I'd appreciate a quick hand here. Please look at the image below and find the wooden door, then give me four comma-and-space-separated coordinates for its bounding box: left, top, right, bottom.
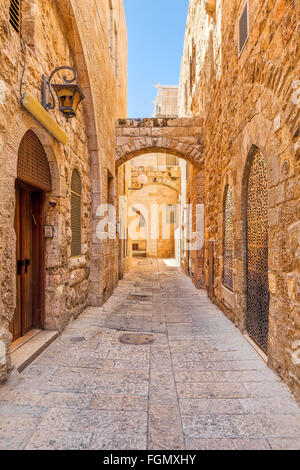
10, 183, 43, 341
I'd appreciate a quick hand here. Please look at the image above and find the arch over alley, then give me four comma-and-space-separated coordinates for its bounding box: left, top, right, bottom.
115, 117, 204, 167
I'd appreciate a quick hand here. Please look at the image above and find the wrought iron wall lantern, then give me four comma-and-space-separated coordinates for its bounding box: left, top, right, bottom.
42, 66, 85, 121
128, 174, 148, 191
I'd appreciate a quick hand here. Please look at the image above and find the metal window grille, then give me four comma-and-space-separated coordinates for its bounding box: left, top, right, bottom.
71, 169, 82, 257
10, 0, 21, 34
246, 149, 269, 353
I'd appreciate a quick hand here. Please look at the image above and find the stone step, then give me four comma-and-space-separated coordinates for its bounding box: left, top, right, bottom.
11, 330, 59, 373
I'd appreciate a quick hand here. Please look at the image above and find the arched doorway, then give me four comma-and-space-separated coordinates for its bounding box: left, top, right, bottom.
246, 148, 269, 353
10, 130, 52, 342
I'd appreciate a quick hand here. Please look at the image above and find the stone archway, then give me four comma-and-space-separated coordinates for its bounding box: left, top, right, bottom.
116, 117, 204, 168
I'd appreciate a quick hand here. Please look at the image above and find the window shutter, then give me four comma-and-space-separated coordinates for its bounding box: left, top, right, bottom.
71, 169, 82, 257
239, 1, 249, 55
9, 0, 21, 34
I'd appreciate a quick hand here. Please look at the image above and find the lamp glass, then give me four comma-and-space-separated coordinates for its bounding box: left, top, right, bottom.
52, 83, 84, 119
57, 88, 74, 108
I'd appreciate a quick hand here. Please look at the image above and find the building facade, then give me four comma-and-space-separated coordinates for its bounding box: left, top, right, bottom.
0, 0, 127, 382
153, 84, 179, 118
179, 0, 300, 398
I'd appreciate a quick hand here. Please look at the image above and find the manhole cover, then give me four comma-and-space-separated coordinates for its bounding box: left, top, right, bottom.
128, 294, 150, 301
70, 336, 86, 343
119, 334, 155, 345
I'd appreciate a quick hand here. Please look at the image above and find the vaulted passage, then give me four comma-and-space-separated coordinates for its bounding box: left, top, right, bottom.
1, 258, 299, 450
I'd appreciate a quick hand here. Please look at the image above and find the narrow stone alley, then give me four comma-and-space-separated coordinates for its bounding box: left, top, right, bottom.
0, 259, 299, 450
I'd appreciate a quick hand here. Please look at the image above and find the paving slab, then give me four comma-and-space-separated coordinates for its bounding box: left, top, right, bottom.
0, 258, 299, 450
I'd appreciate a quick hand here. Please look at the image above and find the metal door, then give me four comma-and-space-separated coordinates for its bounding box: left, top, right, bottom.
246, 149, 269, 353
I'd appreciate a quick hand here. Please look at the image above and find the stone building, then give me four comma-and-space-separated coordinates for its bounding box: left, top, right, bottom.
0, 0, 127, 382
178, 0, 300, 398
128, 153, 181, 259
153, 84, 179, 118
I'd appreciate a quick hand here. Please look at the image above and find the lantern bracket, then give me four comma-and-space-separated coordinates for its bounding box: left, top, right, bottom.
128, 184, 145, 191
42, 66, 78, 112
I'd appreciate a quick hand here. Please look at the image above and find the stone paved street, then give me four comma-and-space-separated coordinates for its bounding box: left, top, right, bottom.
0, 258, 299, 450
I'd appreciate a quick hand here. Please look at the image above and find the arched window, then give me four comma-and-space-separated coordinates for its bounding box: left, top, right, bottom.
246, 148, 269, 353
71, 169, 82, 257
223, 185, 233, 291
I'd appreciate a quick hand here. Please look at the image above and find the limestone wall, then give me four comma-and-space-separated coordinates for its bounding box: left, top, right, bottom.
59, 0, 128, 305
179, 0, 300, 398
0, 0, 127, 381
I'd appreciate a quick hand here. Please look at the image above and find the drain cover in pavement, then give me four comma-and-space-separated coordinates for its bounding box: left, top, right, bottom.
70, 336, 86, 343
128, 294, 150, 301
119, 334, 155, 345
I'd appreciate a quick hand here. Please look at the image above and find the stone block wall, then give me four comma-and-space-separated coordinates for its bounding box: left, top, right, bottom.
179, 0, 300, 398
115, 117, 204, 168
0, 0, 127, 382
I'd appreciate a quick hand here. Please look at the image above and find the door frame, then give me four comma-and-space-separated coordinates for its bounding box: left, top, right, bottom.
14, 180, 46, 336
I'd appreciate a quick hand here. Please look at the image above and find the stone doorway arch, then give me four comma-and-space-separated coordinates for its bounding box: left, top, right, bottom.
11, 129, 54, 341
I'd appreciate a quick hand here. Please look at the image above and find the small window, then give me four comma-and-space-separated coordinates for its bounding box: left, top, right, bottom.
10, 0, 21, 34
132, 243, 139, 251
71, 169, 82, 257
223, 186, 233, 291
114, 23, 119, 78
166, 155, 178, 166
167, 205, 176, 225
107, 170, 114, 205
239, 1, 249, 55
108, 0, 113, 58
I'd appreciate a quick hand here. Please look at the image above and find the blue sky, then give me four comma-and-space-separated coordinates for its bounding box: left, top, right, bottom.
124, 0, 189, 118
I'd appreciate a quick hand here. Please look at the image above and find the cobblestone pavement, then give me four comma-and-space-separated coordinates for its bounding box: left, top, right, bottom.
0, 258, 299, 450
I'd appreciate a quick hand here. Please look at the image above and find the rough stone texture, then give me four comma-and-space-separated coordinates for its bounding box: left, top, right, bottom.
115, 118, 204, 168
0, 258, 299, 450
178, 0, 300, 399
0, 0, 127, 381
